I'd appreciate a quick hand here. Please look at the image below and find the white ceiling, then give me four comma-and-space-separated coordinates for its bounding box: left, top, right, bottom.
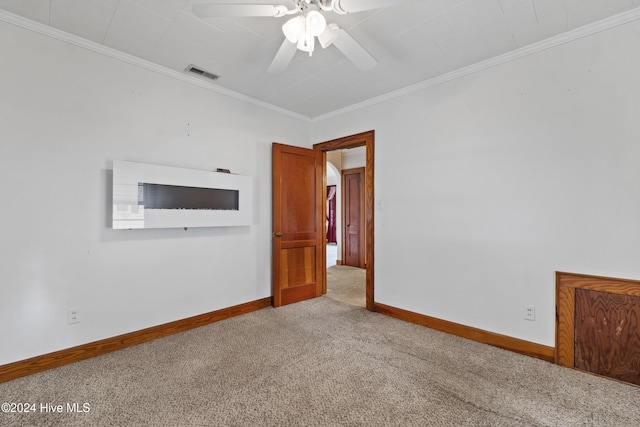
2, 0, 639, 118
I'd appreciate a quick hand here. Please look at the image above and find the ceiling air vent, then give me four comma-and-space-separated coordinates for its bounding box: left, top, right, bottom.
186, 65, 219, 81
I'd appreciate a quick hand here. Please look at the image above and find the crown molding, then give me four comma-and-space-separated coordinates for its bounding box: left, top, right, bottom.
3, 6, 640, 124
312, 7, 640, 123
0, 9, 311, 123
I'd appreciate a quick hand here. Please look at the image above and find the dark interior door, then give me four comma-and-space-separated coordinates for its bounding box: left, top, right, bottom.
342, 167, 365, 268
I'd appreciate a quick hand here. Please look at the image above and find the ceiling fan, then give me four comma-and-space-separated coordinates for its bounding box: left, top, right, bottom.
192, 0, 410, 74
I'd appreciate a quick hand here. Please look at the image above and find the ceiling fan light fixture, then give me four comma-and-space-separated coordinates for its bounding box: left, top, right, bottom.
305, 10, 326, 36
283, 10, 326, 56
282, 15, 305, 43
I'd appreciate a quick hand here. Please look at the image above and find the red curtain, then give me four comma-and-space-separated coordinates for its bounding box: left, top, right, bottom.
326, 185, 337, 243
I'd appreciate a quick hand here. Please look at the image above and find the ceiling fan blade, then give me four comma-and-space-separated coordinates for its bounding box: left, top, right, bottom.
333, 0, 415, 14
332, 28, 377, 71
192, 4, 288, 18
268, 39, 298, 74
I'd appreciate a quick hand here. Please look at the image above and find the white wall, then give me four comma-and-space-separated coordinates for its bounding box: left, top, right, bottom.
0, 19, 310, 365
312, 19, 640, 347
341, 147, 366, 170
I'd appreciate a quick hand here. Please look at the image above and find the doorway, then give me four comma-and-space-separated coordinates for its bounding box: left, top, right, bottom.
326, 162, 340, 268
313, 130, 374, 311
325, 152, 366, 307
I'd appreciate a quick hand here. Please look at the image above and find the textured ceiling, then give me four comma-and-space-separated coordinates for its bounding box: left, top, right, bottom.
2, 0, 639, 118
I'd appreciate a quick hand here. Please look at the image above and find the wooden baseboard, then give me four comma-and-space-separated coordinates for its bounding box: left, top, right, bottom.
0, 297, 272, 384
373, 303, 555, 362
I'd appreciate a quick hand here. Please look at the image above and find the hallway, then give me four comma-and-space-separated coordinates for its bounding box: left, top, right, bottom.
326, 243, 365, 307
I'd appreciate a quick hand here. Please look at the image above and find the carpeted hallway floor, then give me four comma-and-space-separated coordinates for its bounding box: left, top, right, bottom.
326, 264, 366, 307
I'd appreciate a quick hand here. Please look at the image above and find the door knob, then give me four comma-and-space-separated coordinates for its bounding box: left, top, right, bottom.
274, 232, 282, 237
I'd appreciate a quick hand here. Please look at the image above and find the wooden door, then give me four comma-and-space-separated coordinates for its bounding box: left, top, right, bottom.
342, 167, 365, 268
272, 143, 324, 307
574, 288, 640, 385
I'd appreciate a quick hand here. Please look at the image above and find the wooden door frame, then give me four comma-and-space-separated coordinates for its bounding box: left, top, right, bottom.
313, 130, 375, 311
341, 167, 366, 269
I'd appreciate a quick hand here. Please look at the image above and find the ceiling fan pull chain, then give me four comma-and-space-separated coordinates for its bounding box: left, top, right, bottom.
307, 33, 314, 56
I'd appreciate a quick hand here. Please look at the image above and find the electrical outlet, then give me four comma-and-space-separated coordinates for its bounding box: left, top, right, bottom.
67, 309, 80, 324
524, 305, 535, 321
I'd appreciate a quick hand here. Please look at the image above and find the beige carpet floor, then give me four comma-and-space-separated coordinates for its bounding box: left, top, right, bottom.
326, 265, 366, 307
1, 294, 639, 426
